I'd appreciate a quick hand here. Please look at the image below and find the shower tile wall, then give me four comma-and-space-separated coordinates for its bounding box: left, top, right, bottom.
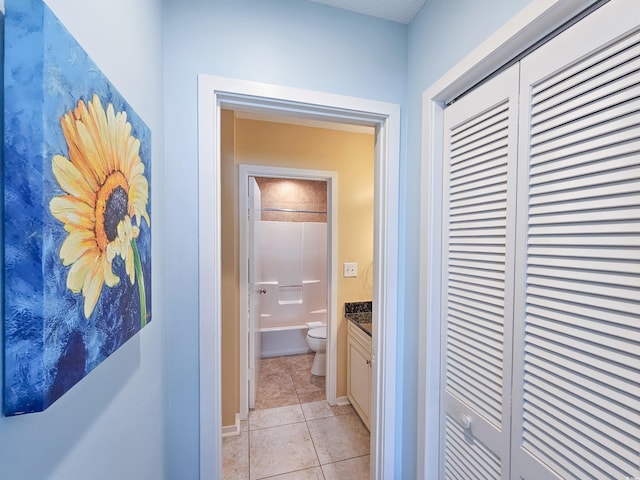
256, 177, 327, 222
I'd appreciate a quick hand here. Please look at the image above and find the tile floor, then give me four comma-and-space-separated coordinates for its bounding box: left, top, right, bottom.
222, 353, 371, 479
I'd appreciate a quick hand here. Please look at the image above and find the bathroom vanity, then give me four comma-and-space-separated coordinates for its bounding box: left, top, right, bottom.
346, 308, 372, 431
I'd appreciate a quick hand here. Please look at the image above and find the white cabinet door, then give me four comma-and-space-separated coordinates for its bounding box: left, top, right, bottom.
441, 64, 520, 480
512, 1, 640, 478
348, 327, 371, 429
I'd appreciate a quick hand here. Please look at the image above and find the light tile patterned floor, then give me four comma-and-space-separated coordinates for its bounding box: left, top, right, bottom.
222, 353, 370, 479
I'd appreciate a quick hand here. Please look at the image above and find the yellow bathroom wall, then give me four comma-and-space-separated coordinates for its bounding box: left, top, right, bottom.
221, 109, 239, 427
220, 111, 374, 427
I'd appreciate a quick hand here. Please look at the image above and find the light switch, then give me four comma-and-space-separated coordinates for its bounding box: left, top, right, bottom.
343, 262, 358, 278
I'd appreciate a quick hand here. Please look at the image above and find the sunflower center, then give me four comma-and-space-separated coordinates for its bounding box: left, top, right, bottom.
104, 186, 128, 242
95, 172, 129, 251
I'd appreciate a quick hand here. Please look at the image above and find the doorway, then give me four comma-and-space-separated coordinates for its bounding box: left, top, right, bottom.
238, 166, 338, 418
197, 75, 400, 479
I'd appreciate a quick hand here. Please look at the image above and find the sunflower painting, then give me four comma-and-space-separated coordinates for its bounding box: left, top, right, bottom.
3, 0, 152, 415
49, 94, 150, 323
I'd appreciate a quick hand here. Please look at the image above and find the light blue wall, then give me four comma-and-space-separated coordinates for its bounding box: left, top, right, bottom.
162, 0, 406, 477
0, 0, 545, 477
0, 0, 166, 478
403, 0, 531, 476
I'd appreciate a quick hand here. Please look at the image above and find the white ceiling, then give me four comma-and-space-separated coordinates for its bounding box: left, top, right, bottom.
310, 0, 427, 24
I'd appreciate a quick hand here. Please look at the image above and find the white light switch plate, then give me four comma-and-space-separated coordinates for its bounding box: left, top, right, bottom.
343, 262, 358, 278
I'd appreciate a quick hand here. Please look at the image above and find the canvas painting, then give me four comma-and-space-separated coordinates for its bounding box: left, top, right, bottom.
3, 0, 152, 415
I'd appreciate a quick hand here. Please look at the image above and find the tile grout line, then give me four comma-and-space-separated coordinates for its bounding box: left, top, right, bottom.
247, 353, 367, 479
303, 408, 326, 479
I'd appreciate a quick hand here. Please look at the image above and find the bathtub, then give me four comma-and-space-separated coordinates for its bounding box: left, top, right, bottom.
259, 310, 326, 358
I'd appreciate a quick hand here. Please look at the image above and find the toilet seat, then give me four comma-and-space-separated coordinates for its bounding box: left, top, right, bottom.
307, 326, 326, 339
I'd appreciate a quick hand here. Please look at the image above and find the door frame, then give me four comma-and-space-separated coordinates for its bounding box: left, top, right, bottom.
197, 75, 400, 479
418, 0, 604, 478
238, 165, 339, 419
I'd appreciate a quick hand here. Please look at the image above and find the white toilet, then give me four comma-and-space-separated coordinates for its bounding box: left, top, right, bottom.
305, 325, 327, 376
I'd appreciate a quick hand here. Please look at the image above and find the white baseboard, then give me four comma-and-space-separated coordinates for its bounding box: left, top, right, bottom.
335, 396, 351, 407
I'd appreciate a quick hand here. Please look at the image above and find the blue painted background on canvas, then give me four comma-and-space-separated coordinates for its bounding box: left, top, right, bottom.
4, 0, 152, 415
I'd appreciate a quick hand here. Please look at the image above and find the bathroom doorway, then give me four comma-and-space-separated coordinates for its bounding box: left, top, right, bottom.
197, 75, 400, 479
239, 167, 338, 418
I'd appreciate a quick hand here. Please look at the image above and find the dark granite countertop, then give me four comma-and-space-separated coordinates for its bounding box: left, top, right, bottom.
345, 301, 372, 337
346, 312, 372, 337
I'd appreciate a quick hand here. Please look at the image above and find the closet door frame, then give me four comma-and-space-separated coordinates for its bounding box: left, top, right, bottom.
418, 1, 604, 478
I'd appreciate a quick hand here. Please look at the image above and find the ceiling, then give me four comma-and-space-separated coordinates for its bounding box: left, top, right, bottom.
309, 0, 427, 24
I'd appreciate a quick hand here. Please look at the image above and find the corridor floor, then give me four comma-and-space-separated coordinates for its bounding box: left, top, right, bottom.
222, 353, 370, 479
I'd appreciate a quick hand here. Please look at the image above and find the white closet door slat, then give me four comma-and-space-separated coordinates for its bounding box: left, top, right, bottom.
531, 100, 640, 156
532, 28, 640, 99
523, 389, 639, 456
526, 294, 637, 331
529, 129, 640, 167
529, 139, 640, 174
450, 147, 509, 175
513, 2, 640, 478
444, 415, 502, 480
523, 363, 639, 434
531, 61, 640, 124
530, 89, 640, 142
442, 64, 519, 479
450, 117, 509, 154
529, 179, 640, 206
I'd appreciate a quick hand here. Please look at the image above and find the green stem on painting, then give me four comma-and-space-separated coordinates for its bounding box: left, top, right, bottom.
132, 238, 147, 328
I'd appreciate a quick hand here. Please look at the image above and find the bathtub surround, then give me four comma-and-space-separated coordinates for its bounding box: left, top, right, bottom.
256, 221, 327, 333
256, 220, 328, 360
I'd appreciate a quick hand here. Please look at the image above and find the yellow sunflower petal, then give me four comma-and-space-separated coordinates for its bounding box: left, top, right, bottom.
76, 120, 107, 186
66, 250, 98, 293
105, 102, 118, 173
52, 155, 96, 203
50, 196, 95, 230
106, 241, 118, 263
122, 137, 141, 179
88, 95, 116, 175
84, 104, 106, 167
113, 112, 131, 173
125, 243, 135, 284
129, 161, 145, 178
61, 113, 100, 191
83, 260, 105, 318
103, 258, 120, 288
128, 176, 150, 226
59, 230, 98, 266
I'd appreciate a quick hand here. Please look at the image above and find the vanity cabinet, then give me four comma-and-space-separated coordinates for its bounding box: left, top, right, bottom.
347, 320, 371, 430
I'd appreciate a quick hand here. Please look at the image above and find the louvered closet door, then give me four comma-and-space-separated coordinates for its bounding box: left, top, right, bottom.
441, 64, 520, 480
512, 0, 640, 478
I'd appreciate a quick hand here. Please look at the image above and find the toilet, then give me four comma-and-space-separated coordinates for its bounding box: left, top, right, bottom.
305, 325, 327, 376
